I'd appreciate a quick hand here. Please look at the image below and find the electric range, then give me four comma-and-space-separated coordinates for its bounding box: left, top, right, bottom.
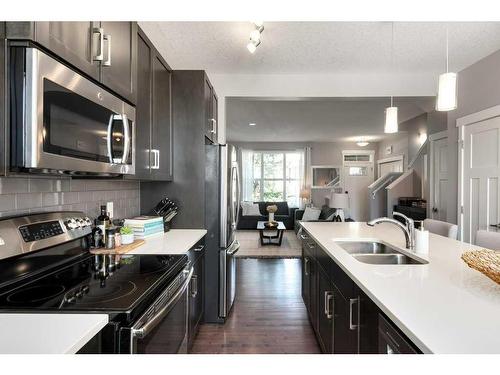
0, 212, 190, 353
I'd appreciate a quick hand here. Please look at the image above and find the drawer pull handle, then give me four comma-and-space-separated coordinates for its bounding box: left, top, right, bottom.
349, 298, 359, 330
194, 245, 204, 252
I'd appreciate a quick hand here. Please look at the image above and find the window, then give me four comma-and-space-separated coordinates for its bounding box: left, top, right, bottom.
348, 166, 368, 176
250, 151, 302, 207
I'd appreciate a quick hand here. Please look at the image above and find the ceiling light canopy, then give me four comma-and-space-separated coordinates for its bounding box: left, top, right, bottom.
436, 26, 457, 112
249, 122, 256, 126
356, 140, 369, 147
246, 22, 264, 53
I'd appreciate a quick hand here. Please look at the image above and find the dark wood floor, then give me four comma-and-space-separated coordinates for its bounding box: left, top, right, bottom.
191, 258, 321, 354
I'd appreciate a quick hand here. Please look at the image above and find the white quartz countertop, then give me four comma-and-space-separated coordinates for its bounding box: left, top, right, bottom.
300, 221, 500, 354
0, 313, 108, 354
128, 229, 207, 255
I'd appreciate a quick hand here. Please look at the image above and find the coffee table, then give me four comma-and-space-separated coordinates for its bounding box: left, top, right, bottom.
257, 221, 286, 246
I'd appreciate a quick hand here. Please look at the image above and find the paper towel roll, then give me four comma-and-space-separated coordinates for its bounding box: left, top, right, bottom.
415, 229, 429, 255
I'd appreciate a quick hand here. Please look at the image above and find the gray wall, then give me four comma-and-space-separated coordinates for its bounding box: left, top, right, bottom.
446, 49, 500, 224
0, 177, 140, 219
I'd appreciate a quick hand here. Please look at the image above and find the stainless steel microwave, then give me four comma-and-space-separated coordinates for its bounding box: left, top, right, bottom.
9, 47, 135, 175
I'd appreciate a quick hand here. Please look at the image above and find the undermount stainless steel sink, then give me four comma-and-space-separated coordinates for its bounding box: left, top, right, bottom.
335, 241, 428, 265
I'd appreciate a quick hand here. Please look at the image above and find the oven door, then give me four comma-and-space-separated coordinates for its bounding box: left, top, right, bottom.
14, 47, 135, 175
119, 266, 193, 354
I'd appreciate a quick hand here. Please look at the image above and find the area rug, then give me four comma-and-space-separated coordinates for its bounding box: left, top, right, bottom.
234, 230, 302, 258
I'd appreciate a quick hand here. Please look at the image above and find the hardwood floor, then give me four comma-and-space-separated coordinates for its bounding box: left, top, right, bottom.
191, 258, 321, 354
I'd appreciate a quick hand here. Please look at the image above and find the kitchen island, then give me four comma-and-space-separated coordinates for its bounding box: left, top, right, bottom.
0, 314, 108, 354
300, 221, 500, 354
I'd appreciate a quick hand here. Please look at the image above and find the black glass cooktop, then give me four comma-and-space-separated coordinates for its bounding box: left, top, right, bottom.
0, 253, 187, 319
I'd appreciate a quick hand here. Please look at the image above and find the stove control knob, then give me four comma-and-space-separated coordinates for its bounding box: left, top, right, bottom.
81, 285, 90, 294
75, 218, 85, 228
65, 219, 78, 230
66, 296, 77, 304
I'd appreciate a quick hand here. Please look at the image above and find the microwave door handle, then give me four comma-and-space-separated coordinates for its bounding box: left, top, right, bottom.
107, 114, 115, 163
131, 267, 193, 339
121, 114, 130, 164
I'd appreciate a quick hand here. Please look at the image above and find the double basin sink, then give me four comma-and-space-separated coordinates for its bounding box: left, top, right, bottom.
335, 241, 428, 265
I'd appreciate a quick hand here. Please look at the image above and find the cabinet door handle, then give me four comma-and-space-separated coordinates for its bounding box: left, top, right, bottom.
304, 257, 309, 276
150, 149, 159, 169
93, 27, 104, 61
194, 245, 204, 252
307, 242, 315, 249
326, 292, 334, 319
349, 298, 359, 330
191, 275, 198, 298
300, 234, 309, 240
324, 291, 329, 316
210, 118, 217, 133
103, 34, 112, 66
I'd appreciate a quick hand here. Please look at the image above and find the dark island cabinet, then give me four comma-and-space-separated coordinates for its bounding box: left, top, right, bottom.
300, 228, 419, 354
187, 239, 205, 351
131, 27, 172, 181
6, 21, 137, 104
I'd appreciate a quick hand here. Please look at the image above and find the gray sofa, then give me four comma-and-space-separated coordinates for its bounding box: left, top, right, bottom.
294, 205, 354, 233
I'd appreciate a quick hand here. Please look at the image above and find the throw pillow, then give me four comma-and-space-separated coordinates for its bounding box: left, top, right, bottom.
302, 207, 321, 221
242, 202, 261, 216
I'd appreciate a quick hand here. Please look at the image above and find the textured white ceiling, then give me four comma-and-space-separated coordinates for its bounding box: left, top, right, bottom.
140, 22, 500, 74
226, 97, 435, 142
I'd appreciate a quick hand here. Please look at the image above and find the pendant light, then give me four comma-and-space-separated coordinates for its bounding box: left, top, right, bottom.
436, 25, 457, 111
384, 22, 398, 134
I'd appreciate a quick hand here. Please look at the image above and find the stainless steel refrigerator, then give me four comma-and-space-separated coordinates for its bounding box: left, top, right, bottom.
218, 144, 240, 319
204, 143, 241, 323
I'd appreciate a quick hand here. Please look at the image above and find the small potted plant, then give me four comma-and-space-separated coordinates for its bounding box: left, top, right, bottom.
120, 226, 134, 245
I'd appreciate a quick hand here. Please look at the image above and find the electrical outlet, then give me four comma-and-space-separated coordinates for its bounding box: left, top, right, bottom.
106, 202, 114, 220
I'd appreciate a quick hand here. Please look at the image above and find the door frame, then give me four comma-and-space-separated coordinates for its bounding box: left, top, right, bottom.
376, 155, 404, 178
429, 130, 448, 221
456, 104, 500, 241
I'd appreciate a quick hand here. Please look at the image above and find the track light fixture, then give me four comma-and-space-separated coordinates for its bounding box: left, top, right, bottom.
246, 22, 264, 53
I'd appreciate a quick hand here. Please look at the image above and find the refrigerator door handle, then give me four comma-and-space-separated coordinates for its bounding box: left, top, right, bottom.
229, 165, 236, 228
227, 240, 240, 255
234, 163, 241, 228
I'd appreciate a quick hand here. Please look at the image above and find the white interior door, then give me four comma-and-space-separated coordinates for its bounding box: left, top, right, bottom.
343, 165, 375, 221
430, 136, 448, 221
462, 116, 500, 243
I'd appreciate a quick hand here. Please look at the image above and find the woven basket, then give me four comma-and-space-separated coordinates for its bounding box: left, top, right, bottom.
461, 249, 500, 284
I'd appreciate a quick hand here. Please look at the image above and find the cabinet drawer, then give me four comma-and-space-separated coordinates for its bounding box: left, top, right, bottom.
330, 256, 356, 299
187, 238, 205, 264
378, 314, 419, 354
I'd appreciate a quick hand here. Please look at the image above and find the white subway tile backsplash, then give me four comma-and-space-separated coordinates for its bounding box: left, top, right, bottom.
16, 193, 43, 210
61, 191, 79, 205
0, 178, 29, 194
0, 177, 140, 220
0, 194, 16, 211
29, 179, 53, 193
42, 192, 60, 206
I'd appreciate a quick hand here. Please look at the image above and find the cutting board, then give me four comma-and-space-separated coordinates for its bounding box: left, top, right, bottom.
89, 240, 145, 255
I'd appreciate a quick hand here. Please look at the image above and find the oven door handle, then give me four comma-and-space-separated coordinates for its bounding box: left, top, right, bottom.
131, 267, 193, 340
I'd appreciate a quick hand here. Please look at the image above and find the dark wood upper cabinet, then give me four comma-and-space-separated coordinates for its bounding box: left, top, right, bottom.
204, 77, 218, 144
151, 54, 173, 181
134, 31, 153, 180
7, 21, 137, 104
131, 27, 172, 182
99, 22, 137, 104
35, 22, 100, 80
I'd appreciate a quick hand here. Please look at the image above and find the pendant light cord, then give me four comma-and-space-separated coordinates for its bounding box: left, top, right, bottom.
390, 22, 394, 107
446, 25, 449, 73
